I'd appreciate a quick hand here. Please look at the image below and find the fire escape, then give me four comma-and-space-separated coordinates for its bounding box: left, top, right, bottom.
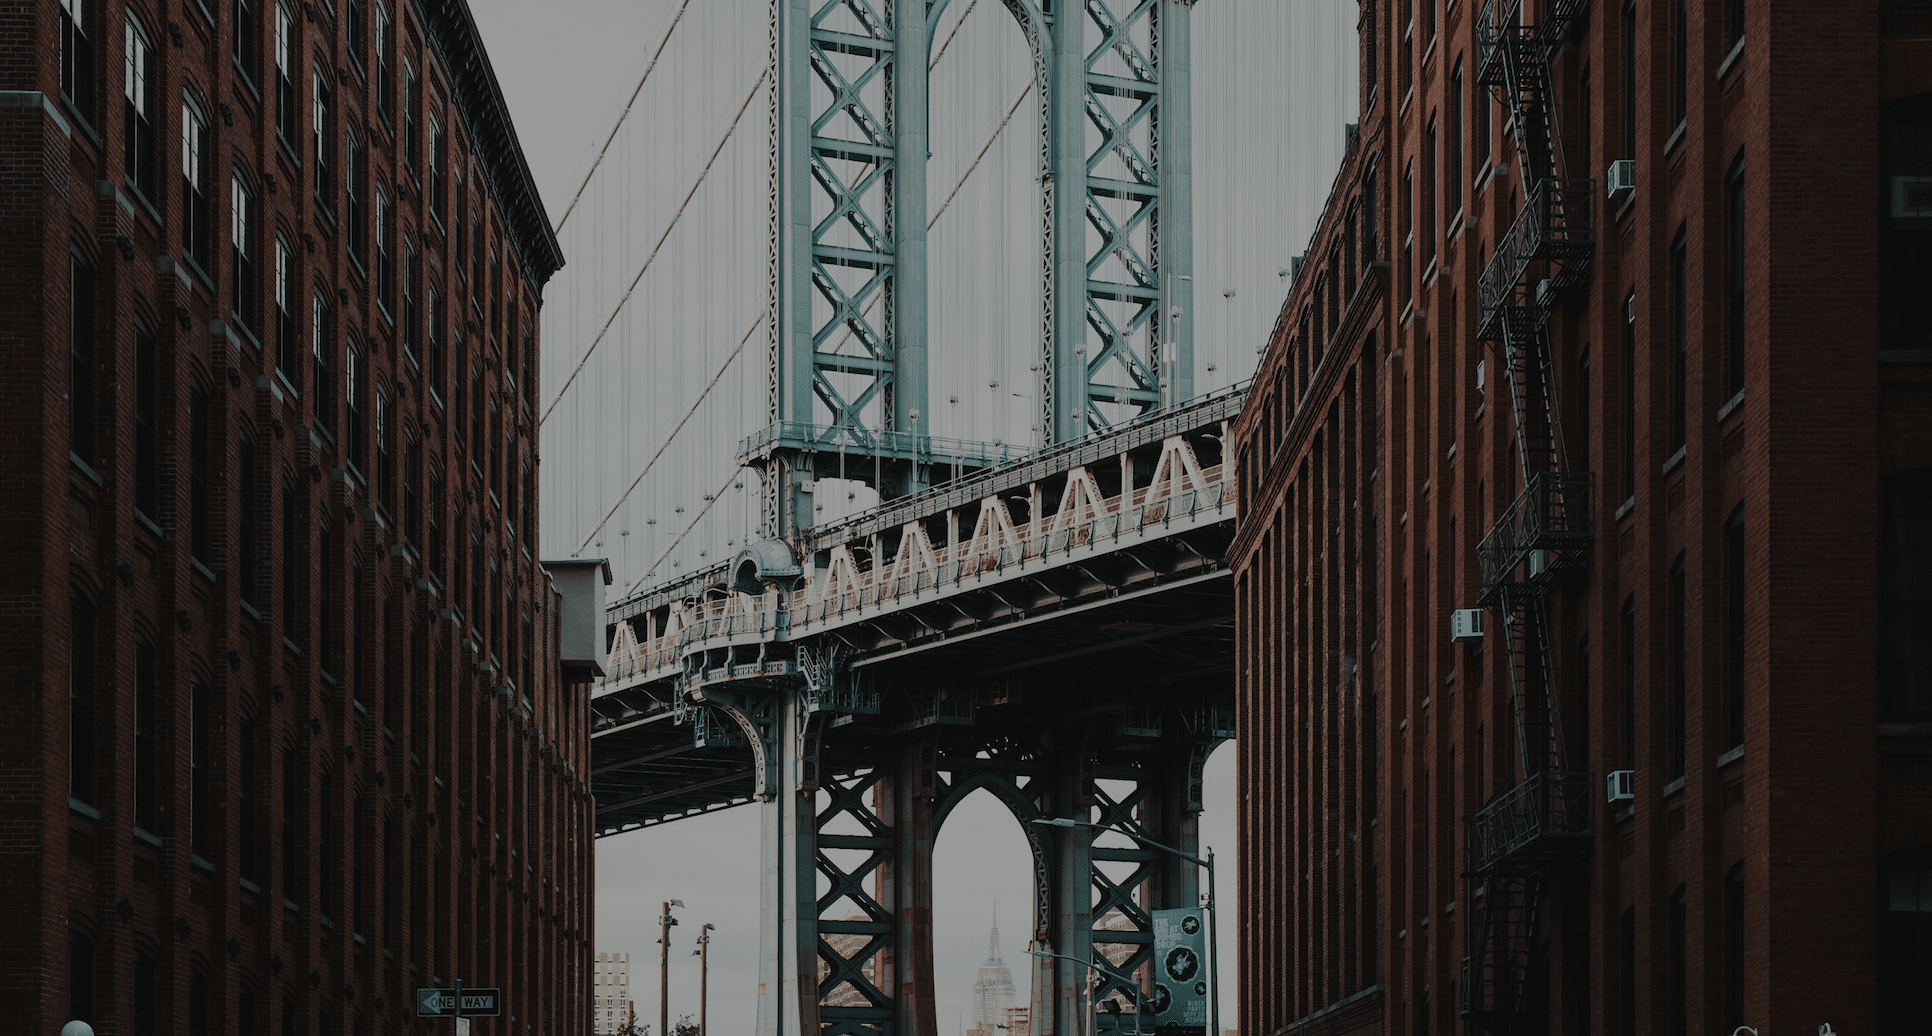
1462, 1, 1595, 1033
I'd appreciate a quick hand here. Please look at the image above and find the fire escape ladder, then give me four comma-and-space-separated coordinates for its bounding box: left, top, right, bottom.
1465, 4, 1596, 1034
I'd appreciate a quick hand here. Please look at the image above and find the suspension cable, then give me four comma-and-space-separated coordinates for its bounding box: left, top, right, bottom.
575, 305, 767, 554
541, 64, 771, 427
626, 466, 747, 596
552, 0, 694, 234
929, 0, 979, 70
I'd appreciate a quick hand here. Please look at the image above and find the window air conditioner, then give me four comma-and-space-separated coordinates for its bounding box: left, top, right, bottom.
1606, 159, 1636, 204
1606, 769, 1636, 804
1527, 549, 1553, 579
1450, 608, 1485, 643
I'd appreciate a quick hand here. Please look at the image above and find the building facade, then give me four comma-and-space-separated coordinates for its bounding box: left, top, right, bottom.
594, 952, 634, 1035
965, 920, 1016, 1036
0, 0, 594, 1033
1232, 1, 1932, 1034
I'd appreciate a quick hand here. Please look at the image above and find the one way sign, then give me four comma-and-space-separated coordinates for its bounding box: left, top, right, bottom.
417, 988, 503, 1017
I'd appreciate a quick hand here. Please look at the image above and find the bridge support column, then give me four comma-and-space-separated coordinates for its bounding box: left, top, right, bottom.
878, 738, 940, 1036
754, 692, 823, 1036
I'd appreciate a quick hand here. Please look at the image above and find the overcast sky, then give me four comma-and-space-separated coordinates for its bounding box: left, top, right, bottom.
461, 1, 1358, 1031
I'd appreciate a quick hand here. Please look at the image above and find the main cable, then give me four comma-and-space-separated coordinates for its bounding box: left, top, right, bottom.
541, 64, 770, 427
552, 0, 694, 234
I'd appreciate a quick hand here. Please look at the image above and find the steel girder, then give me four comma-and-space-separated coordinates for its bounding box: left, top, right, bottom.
759, 0, 1198, 536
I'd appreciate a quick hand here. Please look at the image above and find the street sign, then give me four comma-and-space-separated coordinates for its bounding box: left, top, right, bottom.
417, 988, 503, 1018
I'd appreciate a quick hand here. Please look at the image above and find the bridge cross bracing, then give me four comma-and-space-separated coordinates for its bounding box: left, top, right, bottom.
536, 1, 1357, 1033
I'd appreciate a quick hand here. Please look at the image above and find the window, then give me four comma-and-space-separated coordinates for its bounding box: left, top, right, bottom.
232, 173, 258, 334
232, 1, 263, 86
1667, 553, 1687, 780
346, 0, 364, 69
455, 336, 468, 449
352, 793, 370, 936
239, 984, 259, 1036
403, 242, 420, 360
124, 15, 156, 200
1620, 293, 1636, 501
275, 4, 297, 146
374, 2, 392, 124
1882, 468, 1932, 720
470, 359, 484, 458
189, 972, 210, 1036
1723, 505, 1746, 748
133, 950, 157, 1036
314, 292, 334, 433
189, 382, 212, 563
1619, 596, 1636, 768
191, 679, 211, 858
346, 345, 365, 471
1725, 0, 1744, 50
275, 236, 298, 386
1621, 2, 1637, 160
404, 433, 421, 549
318, 769, 336, 921
1476, 79, 1491, 175
1669, 0, 1687, 129
60, 0, 97, 124
1447, 63, 1462, 214
281, 483, 302, 646
1668, 885, 1689, 1036
282, 742, 300, 898
375, 186, 393, 314
1880, 96, 1932, 352
133, 638, 157, 830
1401, 160, 1414, 304
376, 388, 393, 513
69, 591, 97, 806
428, 465, 444, 582
240, 712, 262, 882
427, 286, 444, 401
183, 98, 212, 271
428, 114, 446, 224
1882, 848, 1932, 1033
240, 434, 261, 607
1724, 862, 1746, 1029
1668, 232, 1687, 453
312, 68, 334, 210
347, 130, 366, 264
404, 63, 420, 175
1578, 70, 1593, 188
68, 930, 94, 1023
69, 253, 97, 468
1725, 161, 1746, 398
319, 523, 336, 678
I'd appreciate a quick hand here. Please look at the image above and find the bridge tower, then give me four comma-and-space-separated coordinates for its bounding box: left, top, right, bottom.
749, 0, 1199, 539
691, 6, 1218, 1034
1463, 1, 1597, 1031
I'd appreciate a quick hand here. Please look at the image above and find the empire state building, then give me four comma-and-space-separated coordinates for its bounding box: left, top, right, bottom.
966, 916, 1017, 1036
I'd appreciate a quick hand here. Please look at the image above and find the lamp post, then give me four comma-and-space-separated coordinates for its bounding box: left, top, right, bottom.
690, 923, 715, 1036
1031, 817, 1220, 1036
1027, 949, 1151, 1036
659, 899, 683, 1036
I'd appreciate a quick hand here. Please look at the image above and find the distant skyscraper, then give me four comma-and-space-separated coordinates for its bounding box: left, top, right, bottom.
595, 952, 636, 1035
967, 914, 1017, 1036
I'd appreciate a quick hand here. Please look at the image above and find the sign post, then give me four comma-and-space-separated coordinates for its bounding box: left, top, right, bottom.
417, 982, 503, 1025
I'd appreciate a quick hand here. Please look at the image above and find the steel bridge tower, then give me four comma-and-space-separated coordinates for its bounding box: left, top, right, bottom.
704, 2, 1215, 1035
1463, 1, 1597, 1031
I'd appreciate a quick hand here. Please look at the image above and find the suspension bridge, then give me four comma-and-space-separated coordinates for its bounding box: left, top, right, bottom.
526, 1, 1355, 1033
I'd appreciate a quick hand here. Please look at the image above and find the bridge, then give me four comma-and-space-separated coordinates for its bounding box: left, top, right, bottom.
548, 0, 1283, 1032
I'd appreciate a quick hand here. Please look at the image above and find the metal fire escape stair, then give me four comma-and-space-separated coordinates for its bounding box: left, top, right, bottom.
1463, 2, 1596, 1033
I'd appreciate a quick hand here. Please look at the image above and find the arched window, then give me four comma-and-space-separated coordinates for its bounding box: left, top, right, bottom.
1881, 95, 1932, 351
1882, 846, 1932, 1032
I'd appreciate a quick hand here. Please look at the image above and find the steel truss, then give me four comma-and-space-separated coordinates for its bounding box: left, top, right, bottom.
757, 0, 1199, 537
1463, 1, 1596, 1033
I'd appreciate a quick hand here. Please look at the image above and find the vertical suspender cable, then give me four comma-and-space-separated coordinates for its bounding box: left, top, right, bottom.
552, 0, 695, 234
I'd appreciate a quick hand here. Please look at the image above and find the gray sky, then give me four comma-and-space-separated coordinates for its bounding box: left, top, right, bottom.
462, 1, 1357, 1030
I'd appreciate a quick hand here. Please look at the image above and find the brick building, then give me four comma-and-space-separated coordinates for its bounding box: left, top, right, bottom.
0, 0, 598, 1033
1231, 2, 1932, 1035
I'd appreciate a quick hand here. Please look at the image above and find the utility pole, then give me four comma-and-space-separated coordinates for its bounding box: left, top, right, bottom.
659, 900, 683, 1036
691, 923, 715, 1035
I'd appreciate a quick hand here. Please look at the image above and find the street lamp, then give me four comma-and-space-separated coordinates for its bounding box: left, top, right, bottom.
659, 899, 683, 1036
690, 923, 716, 1036
1031, 817, 1221, 1036
1027, 949, 1151, 1036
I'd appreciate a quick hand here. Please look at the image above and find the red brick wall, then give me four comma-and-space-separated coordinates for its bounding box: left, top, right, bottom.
1232, 2, 1930, 1034
0, 2, 592, 1034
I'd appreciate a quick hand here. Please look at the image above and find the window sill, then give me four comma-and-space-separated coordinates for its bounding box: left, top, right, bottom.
192, 558, 219, 585
191, 853, 216, 873
282, 636, 304, 658
285, 898, 302, 914
135, 509, 165, 541
240, 877, 263, 895
1661, 775, 1686, 799
70, 452, 104, 487
240, 599, 265, 626
129, 185, 165, 234
69, 798, 101, 821
1663, 121, 1688, 159
1717, 36, 1746, 81
1616, 496, 1635, 522
133, 826, 163, 848
1398, 299, 1416, 326
1661, 444, 1687, 476
1715, 745, 1745, 769
181, 253, 215, 292
1880, 722, 1932, 737
232, 62, 263, 107
1717, 389, 1745, 425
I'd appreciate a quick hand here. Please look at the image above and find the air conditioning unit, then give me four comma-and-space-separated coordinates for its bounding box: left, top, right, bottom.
1606, 159, 1636, 204
1606, 769, 1636, 804
1527, 549, 1554, 579
1450, 609, 1485, 643
1893, 176, 1932, 219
